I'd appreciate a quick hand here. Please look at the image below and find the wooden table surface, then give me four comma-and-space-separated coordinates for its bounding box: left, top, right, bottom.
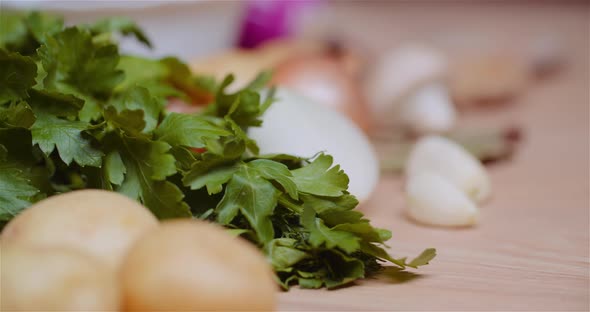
279, 2, 590, 311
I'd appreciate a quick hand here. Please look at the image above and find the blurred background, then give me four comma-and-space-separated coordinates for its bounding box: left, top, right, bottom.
3, 0, 587, 203
4, 0, 584, 128
3, 0, 588, 197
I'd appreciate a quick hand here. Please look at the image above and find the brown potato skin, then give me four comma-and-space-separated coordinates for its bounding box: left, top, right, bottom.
0, 244, 120, 311
120, 220, 276, 311
1, 189, 159, 269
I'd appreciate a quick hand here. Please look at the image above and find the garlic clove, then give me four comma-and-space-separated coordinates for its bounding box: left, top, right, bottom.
365, 43, 448, 125
406, 135, 491, 203
406, 171, 479, 227
399, 82, 456, 134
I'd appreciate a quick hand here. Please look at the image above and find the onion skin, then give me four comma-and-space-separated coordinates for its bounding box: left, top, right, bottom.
189, 39, 325, 91
272, 54, 371, 132
189, 39, 371, 131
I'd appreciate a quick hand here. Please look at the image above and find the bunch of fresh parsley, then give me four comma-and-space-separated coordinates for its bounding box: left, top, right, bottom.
0, 12, 434, 289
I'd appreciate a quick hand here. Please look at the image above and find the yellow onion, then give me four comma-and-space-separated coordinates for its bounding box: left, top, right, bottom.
190, 39, 370, 131
272, 53, 371, 132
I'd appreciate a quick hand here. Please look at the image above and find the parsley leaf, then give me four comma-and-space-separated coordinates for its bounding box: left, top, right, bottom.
106, 133, 191, 218
292, 154, 349, 197
183, 165, 237, 195
408, 248, 437, 268
27, 89, 84, 118
301, 205, 360, 254
31, 113, 103, 167
206, 75, 265, 129
105, 151, 126, 186
0, 101, 36, 128
0, 167, 39, 220
216, 165, 279, 244
116, 55, 168, 91
39, 27, 123, 96
88, 17, 151, 48
0, 13, 30, 53
247, 159, 298, 199
0, 12, 63, 55
104, 106, 146, 136
155, 113, 231, 148
0, 49, 37, 103
24, 11, 64, 44
109, 86, 162, 132
266, 238, 310, 270
0, 146, 40, 220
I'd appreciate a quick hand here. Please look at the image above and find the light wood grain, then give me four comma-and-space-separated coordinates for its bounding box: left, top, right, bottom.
279, 2, 589, 311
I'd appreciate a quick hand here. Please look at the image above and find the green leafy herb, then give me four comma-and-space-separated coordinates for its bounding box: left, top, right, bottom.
155, 113, 230, 148
0, 49, 37, 102
0, 12, 435, 290
0, 101, 36, 128
31, 113, 103, 167
0, 146, 40, 220
292, 154, 349, 197
39, 27, 124, 96
87, 17, 151, 48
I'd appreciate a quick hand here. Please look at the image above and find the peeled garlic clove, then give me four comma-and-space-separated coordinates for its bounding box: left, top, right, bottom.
406, 172, 479, 227
406, 135, 491, 203
399, 82, 456, 134
366, 43, 448, 123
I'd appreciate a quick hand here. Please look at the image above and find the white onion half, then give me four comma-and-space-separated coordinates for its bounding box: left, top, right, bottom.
249, 88, 379, 202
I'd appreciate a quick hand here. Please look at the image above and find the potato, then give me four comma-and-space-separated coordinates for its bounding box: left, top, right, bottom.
121, 220, 276, 311
0, 244, 120, 311
1, 189, 158, 269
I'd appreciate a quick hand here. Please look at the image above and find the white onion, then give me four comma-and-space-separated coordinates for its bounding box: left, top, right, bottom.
249, 88, 379, 202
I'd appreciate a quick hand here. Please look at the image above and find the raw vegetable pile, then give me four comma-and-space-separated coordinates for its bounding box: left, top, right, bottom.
0, 12, 434, 289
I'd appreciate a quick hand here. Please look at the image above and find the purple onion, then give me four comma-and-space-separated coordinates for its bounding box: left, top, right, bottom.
237, 0, 321, 49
